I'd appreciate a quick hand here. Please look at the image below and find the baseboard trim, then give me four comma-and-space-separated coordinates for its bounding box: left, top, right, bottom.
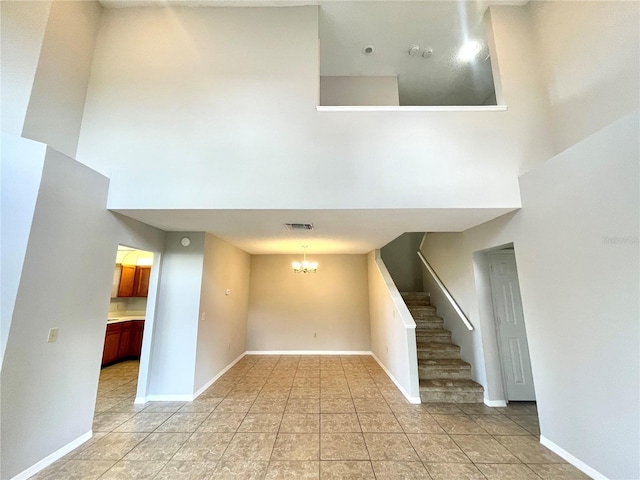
370, 352, 422, 404
484, 398, 507, 407
10, 430, 93, 480
245, 350, 372, 355
539, 435, 609, 480
192, 352, 247, 400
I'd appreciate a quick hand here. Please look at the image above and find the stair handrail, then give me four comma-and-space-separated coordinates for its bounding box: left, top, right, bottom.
417, 250, 474, 331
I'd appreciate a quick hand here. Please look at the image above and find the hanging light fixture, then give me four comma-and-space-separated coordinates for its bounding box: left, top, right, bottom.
292, 245, 318, 273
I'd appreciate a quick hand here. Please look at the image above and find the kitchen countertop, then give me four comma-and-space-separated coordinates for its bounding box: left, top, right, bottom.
107, 316, 145, 324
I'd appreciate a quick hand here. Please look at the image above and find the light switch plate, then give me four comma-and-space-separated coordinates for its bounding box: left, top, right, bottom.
47, 328, 59, 343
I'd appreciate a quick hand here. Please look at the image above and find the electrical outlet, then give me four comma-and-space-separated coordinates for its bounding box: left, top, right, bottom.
47, 328, 59, 343
201, 312, 205, 322
225, 289, 231, 296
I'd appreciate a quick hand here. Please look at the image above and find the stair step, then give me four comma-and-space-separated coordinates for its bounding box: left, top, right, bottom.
419, 379, 484, 403
416, 342, 461, 360
408, 305, 437, 317
414, 316, 444, 329
401, 292, 431, 307
418, 359, 471, 380
415, 329, 452, 344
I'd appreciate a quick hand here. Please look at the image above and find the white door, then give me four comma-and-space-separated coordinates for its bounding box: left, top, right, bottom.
489, 252, 536, 401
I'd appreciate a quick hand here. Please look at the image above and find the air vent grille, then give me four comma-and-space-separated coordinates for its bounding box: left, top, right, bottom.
284, 223, 314, 231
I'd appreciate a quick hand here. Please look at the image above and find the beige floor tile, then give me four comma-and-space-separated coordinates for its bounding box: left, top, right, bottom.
280, 414, 320, 433
422, 403, 464, 415
143, 401, 186, 413
371, 461, 432, 479
237, 413, 283, 432
155, 460, 219, 479
249, 397, 288, 413
265, 460, 320, 479
503, 402, 538, 415
477, 463, 540, 479
93, 412, 135, 432
527, 463, 592, 479
123, 432, 191, 461
103, 398, 148, 415
211, 459, 269, 479
222, 432, 277, 460
406, 434, 470, 463
179, 397, 223, 413
432, 415, 489, 435
470, 415, 531, 435
425, 462, 485, 480
363, 433, 420, 461
74, 432, 149, 461
451, 435, 520, 464
99, 460, 166, 479
271, 433, 320, 460
320, 433, 370, 460
508, 415, 541, 436
155, 412, 209, 432
113, 412, 172, 433
321, 413, 361, 433
321, 398, 356, 413
495, 436, 565, 463
294, 377, 321, 388
353, 397, 392, 414
457, 403, 505, 415
36, 460, 115, 479
320, 460, 376, 479
284, 397, 319, 413
395, 413, 445, 434
215, 398, 255, 413
172, 432, 234, 461
357, 413, 403, 433
197, 412, 246, 433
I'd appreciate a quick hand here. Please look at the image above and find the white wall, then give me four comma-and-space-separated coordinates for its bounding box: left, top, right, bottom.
527, 1, 640, 154
75, 4, 562, 211
0, 149, 166, 480
247, 254, 370, 352
380, 232, 424, 292
368, 251, 420, 402
0, 0, 51, 136
194, 234, 250, 393
0, 134, 47, 367
147, 232, 204, 399
320, 76, 399, 106
21, 0, 103, 159
422, 111, 639, 479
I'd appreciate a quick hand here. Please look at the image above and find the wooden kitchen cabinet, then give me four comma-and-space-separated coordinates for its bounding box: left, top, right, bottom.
101, 320, 145, 367
133, 266, 151, 297
116, 265, 150, 298
117, 265, 136, 297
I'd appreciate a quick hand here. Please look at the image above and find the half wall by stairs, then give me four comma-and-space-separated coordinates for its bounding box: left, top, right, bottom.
402, 292, 483, 403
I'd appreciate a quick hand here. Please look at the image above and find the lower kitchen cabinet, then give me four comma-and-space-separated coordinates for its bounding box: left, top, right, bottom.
101, 320, 145, 367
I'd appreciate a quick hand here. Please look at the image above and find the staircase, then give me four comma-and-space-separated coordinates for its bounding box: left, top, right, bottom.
402, 292, 484, 403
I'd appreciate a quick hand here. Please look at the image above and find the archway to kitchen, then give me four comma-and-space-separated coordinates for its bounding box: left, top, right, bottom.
94, 244, 161, 420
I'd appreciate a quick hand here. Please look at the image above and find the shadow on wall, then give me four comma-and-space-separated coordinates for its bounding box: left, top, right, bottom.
381, 232, 425, 293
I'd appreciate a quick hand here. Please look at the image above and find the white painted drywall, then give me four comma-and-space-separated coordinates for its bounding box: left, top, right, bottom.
0, 0, 51, 136
422, 111, 639, 479
367, 251, 420, 402
320, 76, 399, 106
380, 232, 424, 292
21, 0, 102, 159
527, 1, 640, 154
0, 149, 166, 480
147, 232, 204, 398
247, 254, 370, 352
0, 134, 46, 368
75, 5, 558, 211
194, 234, 250, 393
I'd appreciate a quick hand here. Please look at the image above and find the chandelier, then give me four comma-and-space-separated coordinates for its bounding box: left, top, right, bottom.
292, 246, 318, 273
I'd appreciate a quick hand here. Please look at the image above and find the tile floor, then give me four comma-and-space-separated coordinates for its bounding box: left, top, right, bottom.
33, 355, 591, 479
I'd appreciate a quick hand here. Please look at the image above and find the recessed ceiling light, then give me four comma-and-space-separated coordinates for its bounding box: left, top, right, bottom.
457, 40, 482, 62
362, 45, 375, 55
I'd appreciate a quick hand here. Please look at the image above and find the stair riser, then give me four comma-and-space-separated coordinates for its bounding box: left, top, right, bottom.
416, 333, 451, 344
408, 307, 437, 316
415, 320, 444, 329
417, 349, 461, 360
402, 294, 431, 306
419, 365, 471, 380
419, 389, 484, 403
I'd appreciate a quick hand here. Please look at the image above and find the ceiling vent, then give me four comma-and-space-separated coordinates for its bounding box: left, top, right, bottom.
284, 223, 314, 231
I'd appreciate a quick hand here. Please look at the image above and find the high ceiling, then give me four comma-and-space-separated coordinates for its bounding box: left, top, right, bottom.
96, 0, 524, 254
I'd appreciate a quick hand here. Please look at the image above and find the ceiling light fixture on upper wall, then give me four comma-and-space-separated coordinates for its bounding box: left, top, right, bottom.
422, 48, 434, 58
292, 245, 317, 274
457, 40, 482, 62
409, 45, 420, 56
